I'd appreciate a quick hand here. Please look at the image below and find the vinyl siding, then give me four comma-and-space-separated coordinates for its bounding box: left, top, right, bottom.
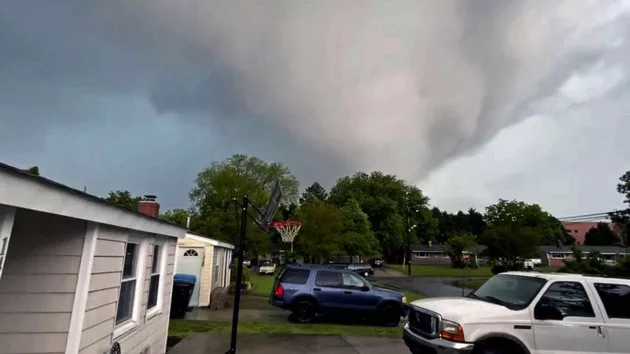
0, 209, 87, 353
79, 225, 177, 354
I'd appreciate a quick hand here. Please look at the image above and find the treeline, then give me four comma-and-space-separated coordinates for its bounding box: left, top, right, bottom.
103, 154, 630, 265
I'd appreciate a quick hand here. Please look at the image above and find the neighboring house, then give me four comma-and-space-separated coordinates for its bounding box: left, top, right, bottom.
561, 221, 624, 245
540, 245, 630, 267
410, 242, 486, 265
0, 162, 186, 354
176, 233, 234, 309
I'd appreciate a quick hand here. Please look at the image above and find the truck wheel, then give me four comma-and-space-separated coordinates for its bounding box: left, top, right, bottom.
378, 303, 401, 327
291, 299, 317, 324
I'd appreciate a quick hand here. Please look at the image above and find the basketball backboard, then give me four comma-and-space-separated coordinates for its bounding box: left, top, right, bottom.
260, 181, 282, 231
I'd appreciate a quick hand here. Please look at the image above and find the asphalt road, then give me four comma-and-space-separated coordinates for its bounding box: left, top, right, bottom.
371, 268, 481, 298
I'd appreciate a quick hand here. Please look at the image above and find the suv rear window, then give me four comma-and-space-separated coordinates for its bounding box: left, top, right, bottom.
594, 283, 630, 319
280, 268, 310, 284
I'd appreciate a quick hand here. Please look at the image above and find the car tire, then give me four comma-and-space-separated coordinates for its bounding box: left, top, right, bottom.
378, 303, 401, 327
291, 299, 317, 324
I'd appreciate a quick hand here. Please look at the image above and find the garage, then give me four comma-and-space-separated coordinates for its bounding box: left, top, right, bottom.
176, 233, 234, 307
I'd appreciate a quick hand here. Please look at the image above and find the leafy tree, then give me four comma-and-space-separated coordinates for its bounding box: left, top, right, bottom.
295, 198, 344, 263
443, 233, 476, 268
25, 166, 40, 176
328, 171, 430, 258
584, 223, 620, 246
301, 182, 328, 202
339, 199, 380, 257
105, 190, 143, 211
610, 171, 630, 246
188, 154, 299, 256
484, 199, 572, 246
160, 208, 191, 228
479, 226, 541, 268
430, 207, 486, 243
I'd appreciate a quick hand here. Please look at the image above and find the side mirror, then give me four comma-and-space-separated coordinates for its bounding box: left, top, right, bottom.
535, 306, 564, 321
360, 286, 370, 292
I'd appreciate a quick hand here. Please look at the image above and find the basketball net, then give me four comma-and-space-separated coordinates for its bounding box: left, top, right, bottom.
272, 221, 302, 253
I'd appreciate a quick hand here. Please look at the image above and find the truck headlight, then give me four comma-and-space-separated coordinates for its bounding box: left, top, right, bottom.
440, 320, 465, 342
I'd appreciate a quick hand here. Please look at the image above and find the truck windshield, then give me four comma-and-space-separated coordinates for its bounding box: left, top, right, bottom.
469, 274, 547, 310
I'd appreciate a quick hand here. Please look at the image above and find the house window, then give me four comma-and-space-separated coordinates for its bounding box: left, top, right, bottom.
550, 253, 570, 259
414, 252, 427, 258
116, 242, 138, 325
147, 244, 161, 310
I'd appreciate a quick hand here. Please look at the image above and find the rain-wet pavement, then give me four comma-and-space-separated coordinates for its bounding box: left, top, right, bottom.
371, 268, 483, 298
168, 332, 408, 354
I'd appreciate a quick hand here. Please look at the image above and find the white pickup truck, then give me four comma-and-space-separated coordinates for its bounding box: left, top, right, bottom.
403, 271, 630, 354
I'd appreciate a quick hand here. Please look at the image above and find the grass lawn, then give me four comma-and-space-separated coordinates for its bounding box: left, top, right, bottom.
386, 264, 559, 278
250, 273, 276, 297
169, 319, 403, 339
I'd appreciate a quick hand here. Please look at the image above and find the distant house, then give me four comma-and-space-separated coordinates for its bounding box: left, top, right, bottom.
0, 162, 186, 354
540, 245, 629, 267
410, 242, 486, 265
561, 221, 624, 245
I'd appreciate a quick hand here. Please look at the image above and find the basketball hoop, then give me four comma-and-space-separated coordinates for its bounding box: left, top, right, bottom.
271, 221, 302, 253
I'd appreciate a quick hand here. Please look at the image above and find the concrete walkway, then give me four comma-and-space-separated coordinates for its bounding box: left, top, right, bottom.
168, 333, 407, 354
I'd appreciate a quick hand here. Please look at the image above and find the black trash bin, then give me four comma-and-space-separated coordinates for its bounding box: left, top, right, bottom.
170, 274, 197, 319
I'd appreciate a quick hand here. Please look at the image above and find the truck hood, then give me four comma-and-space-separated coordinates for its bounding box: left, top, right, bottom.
409, 297, 521, 324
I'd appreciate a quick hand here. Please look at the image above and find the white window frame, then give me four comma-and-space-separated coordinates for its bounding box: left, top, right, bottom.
114, 236, 148, 339
146, 238, 168, 320
414, 252, 427, 258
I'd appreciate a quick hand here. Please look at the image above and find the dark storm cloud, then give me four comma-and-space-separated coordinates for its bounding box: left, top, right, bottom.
1, 0, 628, 209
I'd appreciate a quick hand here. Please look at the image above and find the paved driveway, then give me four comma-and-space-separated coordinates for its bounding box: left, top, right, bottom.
168, 333, 408, 354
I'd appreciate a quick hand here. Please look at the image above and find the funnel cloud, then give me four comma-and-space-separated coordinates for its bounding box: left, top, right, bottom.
1, 1, 629, 214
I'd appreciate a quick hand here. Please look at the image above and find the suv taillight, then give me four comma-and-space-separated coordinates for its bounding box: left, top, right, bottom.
274, 284, 284, 298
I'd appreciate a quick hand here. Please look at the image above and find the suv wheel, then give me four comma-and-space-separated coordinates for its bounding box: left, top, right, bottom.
378, 303, 400, 327
291, 299, 317, 324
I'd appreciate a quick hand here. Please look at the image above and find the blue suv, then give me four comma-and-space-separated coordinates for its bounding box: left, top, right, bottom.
269, 265, 408, 326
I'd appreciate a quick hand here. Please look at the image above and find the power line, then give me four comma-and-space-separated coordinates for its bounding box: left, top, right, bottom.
558, 210, 626, 222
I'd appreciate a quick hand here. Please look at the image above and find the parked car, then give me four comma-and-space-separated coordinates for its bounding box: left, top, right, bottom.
404, 271, 630, 354
269, 265, 408, 326
243, 259, 251, 268
523, 259, 534, 270
347, 263, 374, 277
370, 258, 385, 268
259, 260, 276, 275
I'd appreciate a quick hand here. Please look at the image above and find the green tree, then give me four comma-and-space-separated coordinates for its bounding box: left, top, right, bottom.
610, 171, 630, 246
160, 208, 191, 228
443, 233, 476, 268
339, 199, 380, 257
584, 223, 620, 246
295, 198, 344, 263
104, 190, 142, 211
300, 182, 328, 202
328, 171, 430, 258
479, 226, 541, 268
484, 199, 571, 246
25, 166, 40, 176
188, 154, 299, 256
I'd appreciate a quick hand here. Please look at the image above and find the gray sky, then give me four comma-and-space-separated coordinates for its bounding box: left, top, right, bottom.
1, 0, 629, 216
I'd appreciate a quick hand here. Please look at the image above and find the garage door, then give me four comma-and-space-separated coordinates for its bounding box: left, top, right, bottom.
176, 247, 204, 307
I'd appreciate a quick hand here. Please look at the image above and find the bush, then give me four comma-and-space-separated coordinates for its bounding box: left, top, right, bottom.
492, 264, 507, 274
230, 261, 251, 284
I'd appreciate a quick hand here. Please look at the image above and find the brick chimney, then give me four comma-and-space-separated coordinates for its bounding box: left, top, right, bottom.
138, 195, 160, 218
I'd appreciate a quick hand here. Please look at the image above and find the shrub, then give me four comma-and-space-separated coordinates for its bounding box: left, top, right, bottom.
492, 264, 507, 274
230, 261, 251, 284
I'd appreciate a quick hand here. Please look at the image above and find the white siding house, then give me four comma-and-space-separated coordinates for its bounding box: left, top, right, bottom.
0, 163, 186, 354
176, 233, 233, 308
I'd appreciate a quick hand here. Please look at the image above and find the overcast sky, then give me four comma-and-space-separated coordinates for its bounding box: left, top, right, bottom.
1, 0, 629, 217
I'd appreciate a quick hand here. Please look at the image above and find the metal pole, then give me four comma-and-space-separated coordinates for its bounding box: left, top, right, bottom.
291, 242, 293, 253
226, 197, 249, 354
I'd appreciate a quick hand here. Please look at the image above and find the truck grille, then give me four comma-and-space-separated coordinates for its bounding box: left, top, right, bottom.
408, 307, 439, 337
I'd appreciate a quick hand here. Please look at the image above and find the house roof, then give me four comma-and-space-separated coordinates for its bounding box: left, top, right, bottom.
184, 232, 235, 249
411, 244, 486, 253
0, 162, 186, 238
540, 245, 629, 254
